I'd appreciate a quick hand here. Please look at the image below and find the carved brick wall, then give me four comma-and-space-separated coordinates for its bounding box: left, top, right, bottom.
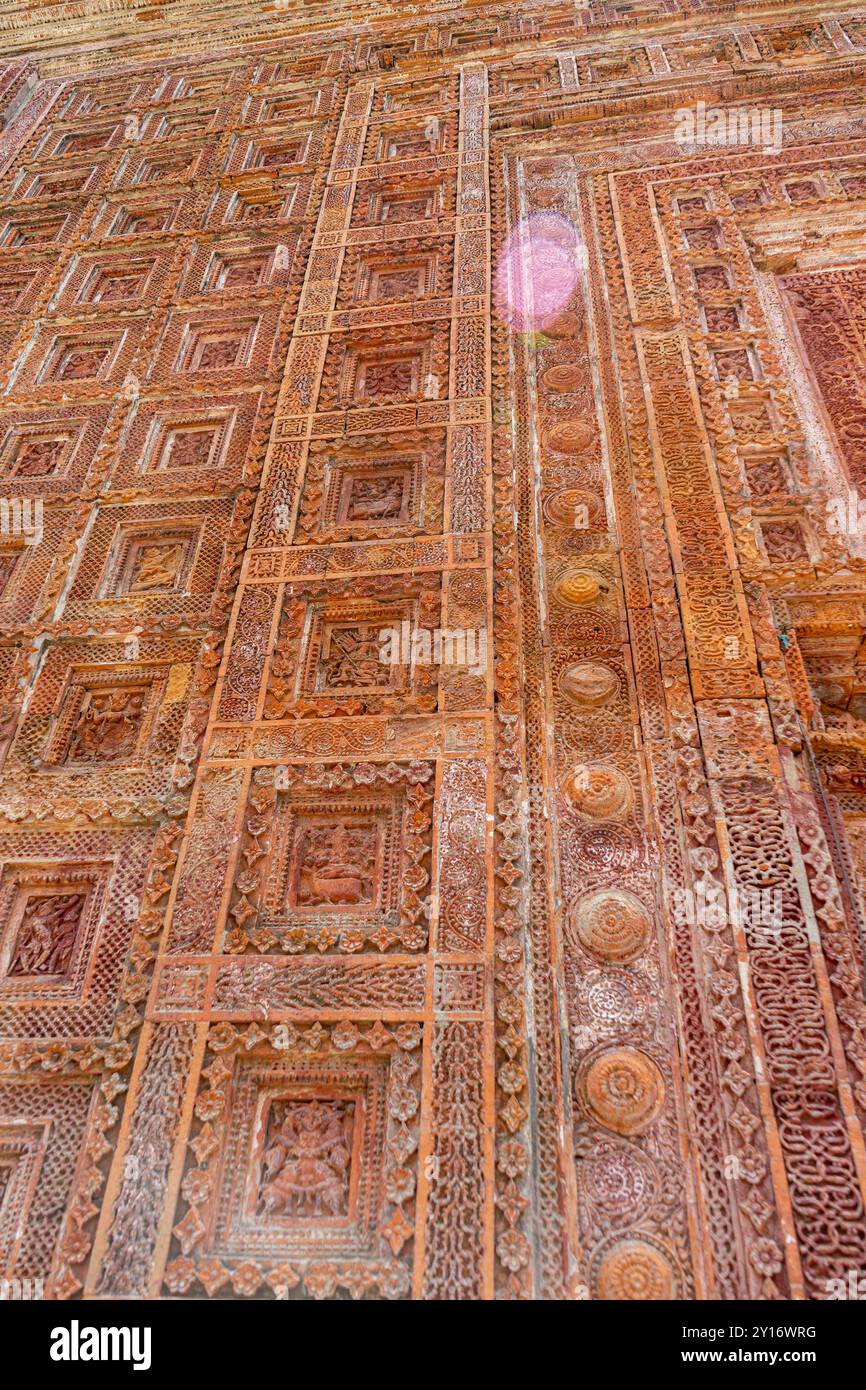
1, 0, 866, 1301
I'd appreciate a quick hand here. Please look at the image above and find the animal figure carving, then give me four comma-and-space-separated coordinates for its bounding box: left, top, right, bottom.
296, 823, 376, 906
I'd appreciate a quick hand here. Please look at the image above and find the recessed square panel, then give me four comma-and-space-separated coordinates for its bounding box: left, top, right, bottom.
151, 307, 280, 384
0, 825, 154, 1034
319, 326, 449, 409
12, 321, 145, 397
224, 762, 434, 954
0, 404, 112, 497
65, 501, 232, 620
5, 634, 199, 809
111, 391, 263, 495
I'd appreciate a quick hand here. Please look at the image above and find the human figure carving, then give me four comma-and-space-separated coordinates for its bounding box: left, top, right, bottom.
258, 1100, 352, 1218
129, 542, 185, 592
67, 687, 147, 762
9, 893, 85, 976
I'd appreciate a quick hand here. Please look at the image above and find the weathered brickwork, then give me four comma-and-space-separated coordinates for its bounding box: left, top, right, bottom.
0, 0, 866, 1301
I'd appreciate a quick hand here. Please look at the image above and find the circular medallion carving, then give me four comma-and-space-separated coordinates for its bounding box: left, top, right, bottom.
586, 973, 642, 1029
559, 661, 618, 707
584, 1139, 657, 1224
555, 569, 603, 606
542, 489, 600, 529
560, 610, 619, 647
544, 310, 582, 339
569, 890, 652, 963
563, 764, 632, 819
560, 708, 627, 759
581, 1046, 664, 1135
573, 823, 644, 874
545, 419, 596, 454
542, 364, 586, 393
596, 1241, 675, 1300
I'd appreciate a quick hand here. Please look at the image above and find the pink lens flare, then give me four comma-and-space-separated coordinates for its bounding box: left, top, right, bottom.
494, 212, 586, 333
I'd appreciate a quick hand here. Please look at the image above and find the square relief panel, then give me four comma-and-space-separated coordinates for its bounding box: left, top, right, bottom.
309, 610, 406, 694
9, 159, 107, 202
155, 421, 227, 472
43, 673, 167, 769
153, 306, 280, 384
710, 344, 762, 386
51, 246, 179, 312
294, 431, 445, 544
182, 323, 257, 373
742, 449, 795, 499
0, 205, 82, 250
373, 75, 458, 115
9, 160, 108, 201
692, 262, 733, 295
726, 392, 778, 442
168, 1024, 421, 1296
757, 23, 832, 60
109, 530, 198, 596
223, 125, 322, 176
112, 142, 214, 190
153, 69, 234, 103
206, 173, 313, 229
680, 220, 726, 253
216, 1067, 381, 1254
5, 634, 199, 807
586, 48, 652, 83
39, 331, 125, 384
673, 191, 712, 216
351, 177, 454, 229
663, 36, 739, 69
0, 504, 80, 626
335, 465, 413, 525
318, 326, 449, 410
724, 182, 770, 213
252, 53, 334, 84
226, 763, 433, 954
0, 1080, 94, 1287
32, 119, 125, 160
264, 573, 442, 719
337, 238, 451, 309
63, 498, 234, 620
87, 190, 195, 240
0, 826, 154, 1036
242, 82, 337, 124
363, 116, 456, 164
55, 73, 153, 116
0, 257, 55, 316
702, 302, 745, 333
0, 404, 111, 497
179, 230, 301, 298
11, 321, 146, 398
274, 808, 398, 922
488, 61, 562, 99
756, 516, 813, 566
0, 882, 95, 991
140, 102, 227, 144
112, 390, 263, 494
